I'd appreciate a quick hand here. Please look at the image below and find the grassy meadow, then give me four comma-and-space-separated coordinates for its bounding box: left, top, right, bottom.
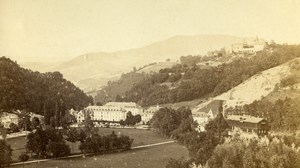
12, 142, 188, 168
6, 128, 172, 162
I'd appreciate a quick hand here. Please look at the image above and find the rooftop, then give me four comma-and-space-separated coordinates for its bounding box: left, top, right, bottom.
105, 102, 138, 108
196, 100, 224, 116
226, 115, 265, 124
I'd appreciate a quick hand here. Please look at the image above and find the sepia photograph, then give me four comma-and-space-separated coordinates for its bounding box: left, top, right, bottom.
1, 0, 300, 167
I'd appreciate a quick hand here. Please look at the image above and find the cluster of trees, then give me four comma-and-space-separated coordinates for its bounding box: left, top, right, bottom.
206, 134, 300, 168
94, 71, 148, 104
165, 111, 300, 168
179, 53, 226, 66
163, 112, 229, 167
9, 116, 41, 133
119, 45, 300, 106
228, 96, 300, 131
0, 57, 92, 127
149, 107, 194, 138
120, 112, 141, 126
26, 128, 70, 158
225, 95, 300, 132
79, 131, 133, 153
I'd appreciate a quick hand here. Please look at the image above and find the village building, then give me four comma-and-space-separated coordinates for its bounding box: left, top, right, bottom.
192, 100, 224, 132
226, 115, 269, 135
0, 112, 19, 128
141, 105, 161, 124
76, 110, 85, 123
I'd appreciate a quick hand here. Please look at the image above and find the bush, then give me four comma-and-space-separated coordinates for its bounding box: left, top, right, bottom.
26, 128, 70, 158
166, 158, 191, 168
0, 140, 12, 167
19, 153, 29, 162
46, 141, 70, 158
79, 132, 133, 154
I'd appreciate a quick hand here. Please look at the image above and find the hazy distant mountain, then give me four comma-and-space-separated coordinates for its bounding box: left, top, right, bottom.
23, 34, 245, 92
57, 35, 244, 90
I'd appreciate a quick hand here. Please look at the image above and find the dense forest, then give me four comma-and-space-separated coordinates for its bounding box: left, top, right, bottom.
94, 71, 148, 104
0, 57, 93, 124
117, 45, 300, 106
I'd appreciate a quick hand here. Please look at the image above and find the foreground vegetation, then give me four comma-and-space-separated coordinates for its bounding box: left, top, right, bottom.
149, 106, 300, 168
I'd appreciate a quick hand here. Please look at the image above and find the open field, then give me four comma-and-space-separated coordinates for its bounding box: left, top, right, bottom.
12, 142, 189, 168
6, 128, 171, 161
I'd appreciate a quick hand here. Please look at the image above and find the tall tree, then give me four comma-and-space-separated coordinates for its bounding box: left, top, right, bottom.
0, 140, 12, 168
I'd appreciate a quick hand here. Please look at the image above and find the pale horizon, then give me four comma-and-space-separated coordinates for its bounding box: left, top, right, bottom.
1, 0, 300, 62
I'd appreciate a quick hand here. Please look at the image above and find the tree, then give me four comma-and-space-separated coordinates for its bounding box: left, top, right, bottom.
0, 126, 7, 140
0, 140, 12, 168
46, 141, 70, 158
18, 116, 32, 131
205, 113, 229, 142
31, 117, 40, 129
96, 102, 102, 106
115, 95, 122, 102
119, 120, 125, 127
123, 112, 142, 126
9, 123, 19, 133
84, 110, 94, 130
26, 128, 69, 158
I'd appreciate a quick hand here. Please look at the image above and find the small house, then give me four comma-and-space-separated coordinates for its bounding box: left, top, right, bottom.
226, 115, 269, 135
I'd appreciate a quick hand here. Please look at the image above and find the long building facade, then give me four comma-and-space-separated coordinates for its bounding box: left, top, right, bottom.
77, 102, 143, 123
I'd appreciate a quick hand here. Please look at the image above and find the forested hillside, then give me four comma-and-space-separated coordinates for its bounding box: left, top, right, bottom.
94, 71, 149, 104
0, 57, 93, 124
115, 45, 300, 106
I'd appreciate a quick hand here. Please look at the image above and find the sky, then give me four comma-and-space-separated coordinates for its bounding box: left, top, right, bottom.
1, 0, 300, 62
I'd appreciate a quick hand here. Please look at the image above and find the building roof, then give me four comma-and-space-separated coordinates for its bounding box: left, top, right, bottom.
193, 112, 209, 118
87, 105, 123, 111
197, 100, 223, 116
0, 112, 18, 118
105, 102, 138, 108
226, 115, 265, 124
145, 106, 161, 113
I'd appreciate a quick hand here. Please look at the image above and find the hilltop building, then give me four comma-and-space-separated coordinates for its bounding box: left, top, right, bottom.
227, 38, 266, 55
226, 115, 269, 135
77, 102, 142, 123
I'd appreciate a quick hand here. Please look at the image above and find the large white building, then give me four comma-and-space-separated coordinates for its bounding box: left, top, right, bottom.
105, 102, 142, 115
77, 102, 142, 123
227, 38, 266, 55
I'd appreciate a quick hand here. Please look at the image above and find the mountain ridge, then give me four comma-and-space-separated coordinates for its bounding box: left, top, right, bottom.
22, 34, 247, 92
